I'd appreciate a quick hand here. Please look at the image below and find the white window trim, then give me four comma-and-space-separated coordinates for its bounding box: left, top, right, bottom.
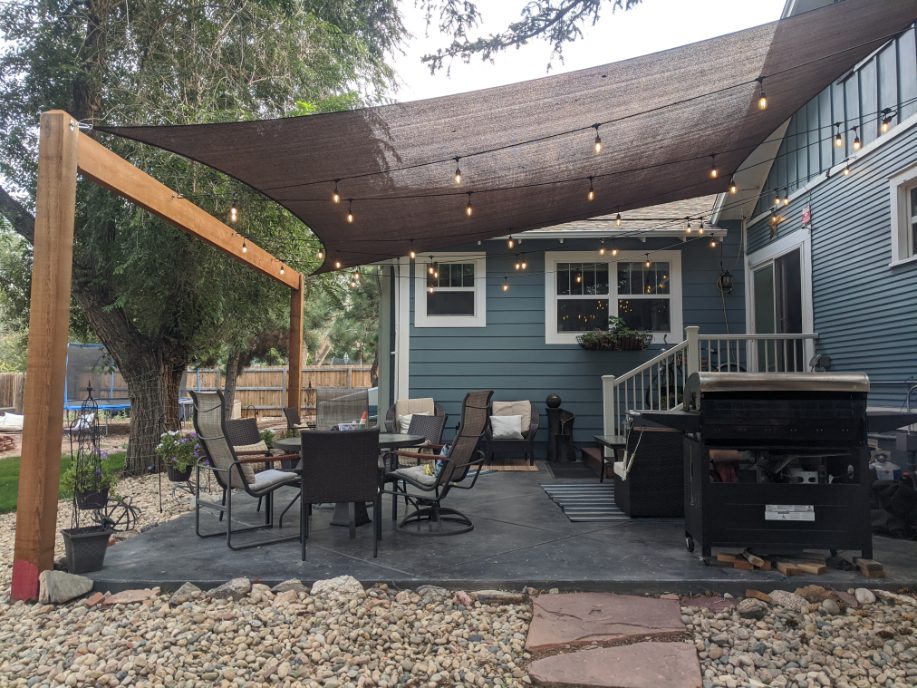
413, 252, 487, 328
544, 251, 683, 345
889, 161, 917, 266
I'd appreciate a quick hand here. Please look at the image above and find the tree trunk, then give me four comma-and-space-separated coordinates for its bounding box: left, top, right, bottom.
222, 350, 244, 418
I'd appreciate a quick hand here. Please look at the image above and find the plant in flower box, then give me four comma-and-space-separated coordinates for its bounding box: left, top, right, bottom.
607, 315, 652, 350
155, 430, 204, 482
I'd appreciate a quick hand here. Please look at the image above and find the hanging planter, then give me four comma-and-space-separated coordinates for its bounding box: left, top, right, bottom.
61, 525, 112, 574
167, 465, 193, 482
74, 488, 109, 510
576, 316, 653, 351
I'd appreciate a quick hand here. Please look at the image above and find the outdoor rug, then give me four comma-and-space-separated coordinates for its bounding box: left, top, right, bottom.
540, 483, 628, 522
486, 460, 539, 472
548, 462, 598, 479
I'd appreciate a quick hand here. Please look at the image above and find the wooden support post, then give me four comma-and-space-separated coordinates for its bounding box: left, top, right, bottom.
12, 111, 79, 601
288, 274, 304, 411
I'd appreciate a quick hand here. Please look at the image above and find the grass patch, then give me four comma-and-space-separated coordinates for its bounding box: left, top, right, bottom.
0, 452, 127, 515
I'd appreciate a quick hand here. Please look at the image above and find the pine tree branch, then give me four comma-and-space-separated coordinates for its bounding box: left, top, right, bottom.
0, 185, 35, 244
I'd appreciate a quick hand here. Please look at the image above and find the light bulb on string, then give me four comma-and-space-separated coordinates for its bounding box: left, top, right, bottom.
593, 124, 602, 154
428, 285, 434, 294
428, 257, 435, 275
756, 77, 767, 110
409, 240, 416, 260
347, 199, 354, 223
882, 109, 894, 133
575, 271, 581, 283
280, 263, 285, 275
852, 126, 861, 151
521, 254, 527, 270
645, 253, 651, 268
686, 221, 692, 234
834, 123, 843, 148
698, 222, 705, 235
332, 180, 340, 203
465, 193, 473, 216
612, 243, 618, 257
774, 190, 781, 206
242, 239, 247, 253
710, 154, 718, 179
354, 270, 360, 281
503, 277, 509, 292
335, 256, 342, 269
615, 207, 622, 227
229, 195, 238, 222
599, 239, 606, 256
587, 176, 595, 201
317, 248, 324, 260
783, 188, 790, 206
729, 177, 738, 194
710, 239, 717, 248
508, 236, 514, 249
770, 209, 778, 225
454, 157, 462, 185
843, 160, 851, 176
515, 256, 521, 270
351, 279, 357, 288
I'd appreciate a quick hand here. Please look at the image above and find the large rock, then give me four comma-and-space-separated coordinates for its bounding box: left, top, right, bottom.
525, 593, 684, 652
103, 589, 156, 605
855, 588, 876, 605
38, 571, 93, 605
272, 579, 309, 595
416, 585, 451, 601
528, 641, 702, 688
311, 575, 365, 602
736, 598, 769, 620
169, 582, 202, 605
208, 577, 251, 601
769, 590, 808, 613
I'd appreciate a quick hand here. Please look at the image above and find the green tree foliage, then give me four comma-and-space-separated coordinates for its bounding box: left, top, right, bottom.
0, 0, 405, 472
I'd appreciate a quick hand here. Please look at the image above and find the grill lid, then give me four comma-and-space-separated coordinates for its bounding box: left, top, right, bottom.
684, 372, 870, 412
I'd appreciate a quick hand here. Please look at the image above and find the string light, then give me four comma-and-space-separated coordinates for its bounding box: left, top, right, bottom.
774, 190, 781, 206
317, 248, 324, 260
686, 221, 692, 234
770, 209, 778, 225
354, 270, 361, 280
428, 257, 434, 275
575, 271, 582, 283
241, 239, 247, 253
280, 263, 285, 275
882, 108, 895, 133
756, 77, 767, 110
612, 242, 618, 257
332, 180, 340, 203
229, 195, 238, 222
783, 188, 790, 205
587, 176, 595, 201
843, 159, 851, 176
409, 240, 416, 260
645, 253, 651, 268
347, 199, 354, 223
710, 239, 717, 248
335, 255, 342, 269
698, 222, 704, 235
351, 279, 357, 288
710, 154, 718, 179
599, 239, 606, 256
521, 254, 527, 269
729, 177, 738, 194
454, 157, 462, 185
834, 123, 843, 148
466, 193, 473, 216
503, 277, 509, 292
428, 285, 434, 294
852, 126, 861, 151
515, 255, 521, 270
615, 207, 622, 227
508, 236, 515, 249
593, 124, 602, 154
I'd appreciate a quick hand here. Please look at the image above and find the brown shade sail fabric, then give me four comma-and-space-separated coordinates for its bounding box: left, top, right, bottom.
98, 0, 917, 273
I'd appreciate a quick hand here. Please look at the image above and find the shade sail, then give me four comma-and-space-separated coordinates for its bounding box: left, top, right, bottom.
99, 0, 917, 273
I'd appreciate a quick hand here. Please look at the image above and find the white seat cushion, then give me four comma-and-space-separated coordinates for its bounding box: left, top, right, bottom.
613, 461, 627, 479
492, 401, 531, 434
248, 468, 299, 493
391, 465, 438, 487
490, 415, 524, 440
398, 412, 431, 435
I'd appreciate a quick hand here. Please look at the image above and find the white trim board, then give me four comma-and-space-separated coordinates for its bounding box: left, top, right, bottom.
394, 257, 410, 401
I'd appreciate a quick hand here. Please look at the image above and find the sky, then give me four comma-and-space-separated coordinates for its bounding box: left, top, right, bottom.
392, 0, 788, 103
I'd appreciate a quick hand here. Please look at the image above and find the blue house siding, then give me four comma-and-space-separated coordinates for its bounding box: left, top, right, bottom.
748, 122, 917, 407
406, 227, 745, 453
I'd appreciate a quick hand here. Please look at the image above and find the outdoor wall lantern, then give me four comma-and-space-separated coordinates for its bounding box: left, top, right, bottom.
717, 270, 734, 294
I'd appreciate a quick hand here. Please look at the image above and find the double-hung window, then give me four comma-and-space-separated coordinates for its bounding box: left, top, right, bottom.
414, 252, 487, 327
890, 164, 917, 266
545, 251, 682, 344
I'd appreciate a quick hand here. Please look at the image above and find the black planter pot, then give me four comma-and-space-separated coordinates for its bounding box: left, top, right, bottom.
167, 465, 193, 482
61, 525, 112, 574
75, 488, 109, 510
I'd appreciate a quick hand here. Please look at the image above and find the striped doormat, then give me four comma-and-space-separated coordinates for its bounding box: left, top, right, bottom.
540, 482, 628, 522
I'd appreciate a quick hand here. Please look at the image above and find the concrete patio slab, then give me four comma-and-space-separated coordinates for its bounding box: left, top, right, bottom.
525, 592, 684, 651
528, 641, 702, 688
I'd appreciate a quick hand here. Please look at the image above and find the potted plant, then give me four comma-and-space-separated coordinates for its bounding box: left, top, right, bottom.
155, 430, 202, 481
61, 452, 119, 510
260, 428, 275, 456
576, 317, 653, 351
578, 329, 620, 351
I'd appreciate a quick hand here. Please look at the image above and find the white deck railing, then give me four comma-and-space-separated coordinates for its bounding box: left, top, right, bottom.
602, 326, 820, 437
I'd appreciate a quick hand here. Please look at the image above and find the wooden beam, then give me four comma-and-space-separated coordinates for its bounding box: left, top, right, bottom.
12, 111, 79, 601
288, 274, 304, 410
76, 133, 301, 289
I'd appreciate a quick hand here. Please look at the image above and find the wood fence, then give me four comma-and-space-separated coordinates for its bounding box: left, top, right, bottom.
0, 373, 26, 413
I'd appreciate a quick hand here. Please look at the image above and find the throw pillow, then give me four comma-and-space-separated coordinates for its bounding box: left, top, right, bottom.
490, 415, 524, 440
398, 411, 430, 434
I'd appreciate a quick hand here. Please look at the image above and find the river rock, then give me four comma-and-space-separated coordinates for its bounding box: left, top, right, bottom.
208, 576, 251, 600
169, 582, 201, 605
821, 599, 840, 615
769, 590, 808, 613
271, 579, 309, 594
736, 598, 769, 620
311, 575, 365, 601
416, 585, 451, 600
855, 588, 876, 605
38, 570, 93, 604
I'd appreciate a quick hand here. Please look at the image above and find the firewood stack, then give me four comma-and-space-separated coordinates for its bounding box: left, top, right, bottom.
0, 434, 16, 452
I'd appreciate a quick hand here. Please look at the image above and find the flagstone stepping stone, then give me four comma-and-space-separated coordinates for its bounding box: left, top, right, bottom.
526, 593, 684, 652
528, 641, 702, 688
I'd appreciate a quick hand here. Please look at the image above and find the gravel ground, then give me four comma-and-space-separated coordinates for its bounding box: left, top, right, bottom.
687, 590, 917, 688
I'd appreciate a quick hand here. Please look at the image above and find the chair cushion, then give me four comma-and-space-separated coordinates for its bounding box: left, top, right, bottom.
234, 440, 268, 453
613, 461, 627, 479
490, 415, 524, 440
395, 399, 435, 432
492, 401, 531, 434
248, 468, 299, 493
398, 412, 431, 435
390, 465, 438, 487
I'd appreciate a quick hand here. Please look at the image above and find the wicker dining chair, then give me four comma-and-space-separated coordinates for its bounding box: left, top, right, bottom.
384, 399, 447, 434
190, 391, 301, 550
315, 388, 369, 431
299, 428, 381, 559
282, 407, 310, 432
383, 390, 493, 535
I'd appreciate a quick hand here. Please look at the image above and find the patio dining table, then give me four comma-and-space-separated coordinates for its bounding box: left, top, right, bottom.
274, 433, 426, 528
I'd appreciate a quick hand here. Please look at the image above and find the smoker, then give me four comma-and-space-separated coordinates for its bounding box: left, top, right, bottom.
643, 372, 917, 563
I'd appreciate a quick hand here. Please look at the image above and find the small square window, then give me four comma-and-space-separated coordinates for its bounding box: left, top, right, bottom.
415, 254, 486, 328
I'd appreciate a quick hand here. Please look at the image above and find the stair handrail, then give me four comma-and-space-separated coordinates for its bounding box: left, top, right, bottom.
601, 340, 688, 388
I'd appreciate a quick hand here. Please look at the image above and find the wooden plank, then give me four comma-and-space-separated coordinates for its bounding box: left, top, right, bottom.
776, 561, 804, 576
12, 111, 79, 601
288, 274, 304, 410
860, 567, 887, 579
743, 551, 766, 568
746, 590, 772, 603
717, 553, 738, 563
756, 560, 772, 571
733, 560, 755, 570
796, 562, 827, 575
854, 558, 884, 572
76, 133, 301, 289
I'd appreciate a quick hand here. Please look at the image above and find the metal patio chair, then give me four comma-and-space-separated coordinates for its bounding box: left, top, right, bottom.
383, 390, 493, 535
190, 390, 301, 550
483, 401, 540, 465
282, 407, 311, 432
